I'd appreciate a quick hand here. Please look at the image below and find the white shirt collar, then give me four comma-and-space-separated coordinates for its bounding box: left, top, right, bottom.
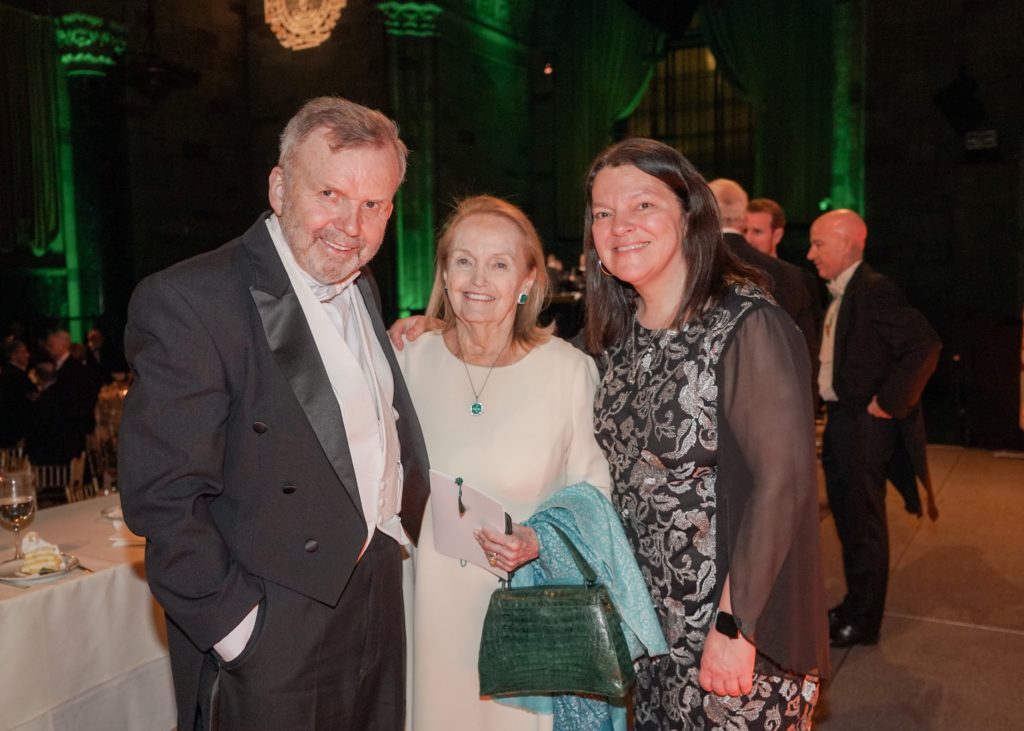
827, 260, 862, 298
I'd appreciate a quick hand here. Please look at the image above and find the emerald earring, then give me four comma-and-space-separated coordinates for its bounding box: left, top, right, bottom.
517, 292, 528, 305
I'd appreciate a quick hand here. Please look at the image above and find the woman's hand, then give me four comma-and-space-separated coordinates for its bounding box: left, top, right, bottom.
698, 625, 756, 697
475, 524, 540, 572
387, 315, 434, 350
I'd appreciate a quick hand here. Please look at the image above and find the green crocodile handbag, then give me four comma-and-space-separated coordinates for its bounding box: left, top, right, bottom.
477, 524, 635, 698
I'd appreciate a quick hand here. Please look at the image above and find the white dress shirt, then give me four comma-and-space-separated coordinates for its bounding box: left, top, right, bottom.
214, 216, 405, 662
818, 260, 862, 402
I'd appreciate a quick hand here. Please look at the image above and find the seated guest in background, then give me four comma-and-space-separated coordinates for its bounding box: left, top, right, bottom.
0, 337, 34, 448
545, 252, 569, 293
393, 195, 613, 730
28, 362, 55, 391
24, 331, 97, 466
709, 179, 821, 401
26, 361, 80, 470
585, 140, 829, 728
85, 327, 126, 384
745, 197, 786, 257
808, 208, 941, 648
566, 251, 588, 292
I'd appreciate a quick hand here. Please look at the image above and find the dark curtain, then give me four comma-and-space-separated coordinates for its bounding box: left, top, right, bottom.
0, 5, 62, 256
623, 0, 701, 39
700, 0, 834, 223
552, 1, 666, 242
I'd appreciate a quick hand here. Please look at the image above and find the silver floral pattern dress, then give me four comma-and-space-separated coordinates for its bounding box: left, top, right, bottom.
595, 286, 820, 730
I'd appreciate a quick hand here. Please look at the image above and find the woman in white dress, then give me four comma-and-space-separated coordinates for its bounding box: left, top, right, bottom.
393, 195, 610, 731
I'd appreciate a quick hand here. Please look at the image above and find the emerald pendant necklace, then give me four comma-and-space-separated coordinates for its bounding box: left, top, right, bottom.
456, 334, 510, 416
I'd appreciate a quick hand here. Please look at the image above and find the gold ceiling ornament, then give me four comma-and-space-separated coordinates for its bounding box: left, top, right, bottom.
264, 0, 348, 51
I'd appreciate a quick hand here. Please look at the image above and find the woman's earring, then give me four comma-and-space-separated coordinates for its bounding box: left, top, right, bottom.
517, 292, 529, 305
598, 259, 612, 276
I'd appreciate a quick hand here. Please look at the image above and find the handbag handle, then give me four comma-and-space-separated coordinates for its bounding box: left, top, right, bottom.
546, 524, 598, 588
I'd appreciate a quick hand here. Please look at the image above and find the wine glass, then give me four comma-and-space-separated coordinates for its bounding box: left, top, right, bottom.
0, 471, 37, 560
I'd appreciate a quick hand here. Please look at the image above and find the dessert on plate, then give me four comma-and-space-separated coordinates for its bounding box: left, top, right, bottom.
18, 532, 66, 576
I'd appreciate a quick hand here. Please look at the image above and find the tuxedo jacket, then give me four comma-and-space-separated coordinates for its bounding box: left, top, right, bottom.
723, 233, 822, 399
57, 355, 100, 435
25, 357, 96, 465
119, 213, 430, 724
831, 262, 941, 515
0, 363, 34, 447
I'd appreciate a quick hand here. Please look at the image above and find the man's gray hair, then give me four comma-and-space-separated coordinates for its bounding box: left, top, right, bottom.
708, 178, 749, 229
278, 96, 408, 181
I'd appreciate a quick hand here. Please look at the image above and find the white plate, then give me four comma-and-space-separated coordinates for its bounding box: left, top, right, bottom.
0, 554, 81, 584
100, 505, 123, 521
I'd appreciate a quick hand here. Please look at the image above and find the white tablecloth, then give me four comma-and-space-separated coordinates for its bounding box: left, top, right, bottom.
0, 495, 175, 731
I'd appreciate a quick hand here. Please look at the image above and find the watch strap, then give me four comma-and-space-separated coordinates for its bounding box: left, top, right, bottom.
715, 609, 740, 639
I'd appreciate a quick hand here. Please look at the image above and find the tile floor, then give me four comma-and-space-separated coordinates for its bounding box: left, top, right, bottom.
815, 446, 1024, 730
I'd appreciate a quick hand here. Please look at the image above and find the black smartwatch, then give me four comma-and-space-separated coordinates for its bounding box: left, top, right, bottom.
715, 609, 740, 639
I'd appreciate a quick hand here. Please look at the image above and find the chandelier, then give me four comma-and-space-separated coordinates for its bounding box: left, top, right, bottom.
264, 0, 347, 51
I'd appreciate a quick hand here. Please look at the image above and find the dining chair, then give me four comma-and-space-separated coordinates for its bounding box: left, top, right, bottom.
64, 453, 96, 503
33, 461, 71, 508
0, 444, 30, 472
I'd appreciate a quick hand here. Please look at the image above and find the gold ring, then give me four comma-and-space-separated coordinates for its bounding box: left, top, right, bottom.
488, 553, 498, 566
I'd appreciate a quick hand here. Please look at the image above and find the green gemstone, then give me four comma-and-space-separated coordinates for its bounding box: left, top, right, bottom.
470, 402, 483, 415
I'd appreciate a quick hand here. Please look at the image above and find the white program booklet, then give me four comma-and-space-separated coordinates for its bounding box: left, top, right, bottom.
429, 469, 508, 578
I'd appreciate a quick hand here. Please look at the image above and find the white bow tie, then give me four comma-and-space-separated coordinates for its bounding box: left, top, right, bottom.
310, 281, 347, 303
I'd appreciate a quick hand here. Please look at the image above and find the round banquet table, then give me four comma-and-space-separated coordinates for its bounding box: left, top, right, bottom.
0, 494, 174, 731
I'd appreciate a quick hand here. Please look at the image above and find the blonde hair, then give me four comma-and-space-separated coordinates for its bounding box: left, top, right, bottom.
426, 196, 552, 347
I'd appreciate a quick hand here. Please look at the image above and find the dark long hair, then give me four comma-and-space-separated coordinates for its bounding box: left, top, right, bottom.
582, 138, 764, 353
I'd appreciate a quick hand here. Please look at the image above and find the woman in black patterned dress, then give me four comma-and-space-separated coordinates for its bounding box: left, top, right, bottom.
582, 139, 830, 730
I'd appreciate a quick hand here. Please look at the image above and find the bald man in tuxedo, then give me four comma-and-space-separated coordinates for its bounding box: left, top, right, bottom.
808, 209, 940, 647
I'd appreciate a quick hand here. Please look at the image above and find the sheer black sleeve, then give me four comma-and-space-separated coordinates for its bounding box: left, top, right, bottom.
716, 304, 829, 675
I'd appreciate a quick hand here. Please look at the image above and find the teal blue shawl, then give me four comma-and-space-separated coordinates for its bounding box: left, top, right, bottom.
493, 483, 668, 730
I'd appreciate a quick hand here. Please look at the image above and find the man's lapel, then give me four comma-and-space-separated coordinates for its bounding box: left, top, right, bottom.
356, 275, 396, 372
243, 215, 364, 517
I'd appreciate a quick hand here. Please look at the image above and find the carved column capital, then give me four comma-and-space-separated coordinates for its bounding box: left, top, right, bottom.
56, 13, 126, 75
377, 2, 442, 38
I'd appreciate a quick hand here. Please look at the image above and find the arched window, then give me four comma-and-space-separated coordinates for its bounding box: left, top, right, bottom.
619, 20, 754, 189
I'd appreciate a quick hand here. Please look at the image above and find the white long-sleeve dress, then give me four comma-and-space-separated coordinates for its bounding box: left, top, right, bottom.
395, 332, 610, 731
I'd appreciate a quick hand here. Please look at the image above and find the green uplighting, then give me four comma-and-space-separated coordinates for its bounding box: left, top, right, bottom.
56, 13, 125, 76
378, 2, 442, 37
61, 53, 116, 67
829, 1, 865, 216
68, 68, 109, 78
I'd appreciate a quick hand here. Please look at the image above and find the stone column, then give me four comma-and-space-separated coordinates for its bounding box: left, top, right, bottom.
377, 2, 442, 316
55, 13, 128, 339
830, 0, 866, 215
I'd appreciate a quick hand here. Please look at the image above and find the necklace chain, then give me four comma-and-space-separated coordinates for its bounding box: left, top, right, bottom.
456, 333, 510, 416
